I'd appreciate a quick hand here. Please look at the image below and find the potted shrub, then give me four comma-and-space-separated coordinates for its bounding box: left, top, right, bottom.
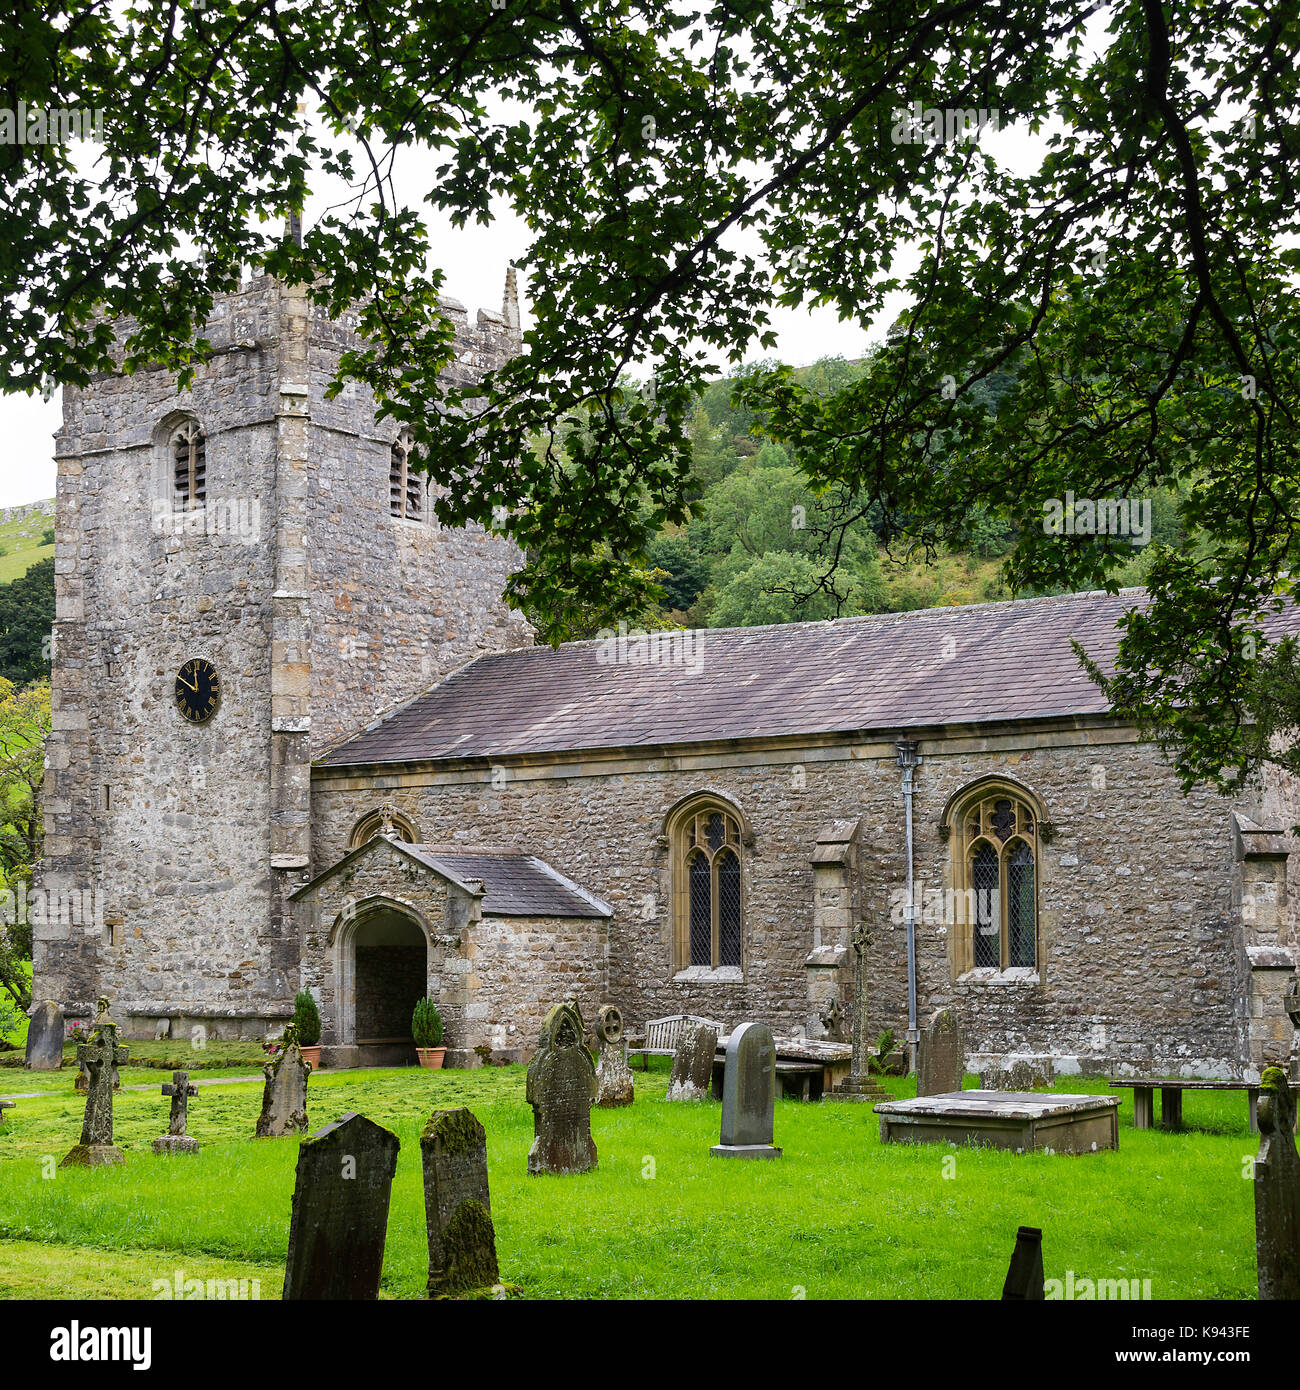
293, 990, 323, 1068
412, 998, 445, 1069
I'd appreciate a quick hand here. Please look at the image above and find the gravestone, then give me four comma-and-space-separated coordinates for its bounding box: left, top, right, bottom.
711, 1021, 781, 1159
255, 1025, 311, 1138
75, 997, 121, 1092
593, 1004, 634, 1108
525, 1001, 598, 1175
60, 1008, 129, 1167
665, 1022, 717, 1102
421, 1107, 499, 1295
282, 1112, 400, 1300
1255, 1067, 1300, 1300
982, 1059, 1054, 1092
0, 1100, 13, 1126
24, 1000, 64, 1071
153, 1070, 199, 1155
916, 1008, 964, 1097
1001, 1226, 1045, 1300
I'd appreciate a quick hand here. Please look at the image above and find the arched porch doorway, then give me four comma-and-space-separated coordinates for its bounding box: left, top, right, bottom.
335, 899, 430, 1065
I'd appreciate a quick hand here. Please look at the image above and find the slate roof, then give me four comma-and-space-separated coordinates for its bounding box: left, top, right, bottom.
317, 588, 1300, 768
403, 847, 612, 918
290, 838, 611, 918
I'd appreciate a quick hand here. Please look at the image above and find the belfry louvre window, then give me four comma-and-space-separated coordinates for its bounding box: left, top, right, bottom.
952, 789, 1038, 972
172, 422, 206, 509
674, 802, 744, 970
390, 431, 423, 519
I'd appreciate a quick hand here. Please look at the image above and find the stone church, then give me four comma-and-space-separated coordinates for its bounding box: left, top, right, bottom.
33, 272, 1300, 1079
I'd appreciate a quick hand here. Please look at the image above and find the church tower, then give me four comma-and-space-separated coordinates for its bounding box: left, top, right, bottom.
33, 272, 532, 1039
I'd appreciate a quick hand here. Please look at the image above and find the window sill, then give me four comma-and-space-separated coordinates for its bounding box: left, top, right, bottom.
673, 966, 744, 985
958, 966, 1040, 987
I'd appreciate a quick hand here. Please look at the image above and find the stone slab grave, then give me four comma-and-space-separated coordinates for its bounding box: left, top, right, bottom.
1001, 1226, 1045, 1299
666, 1020, 717, 1102
916, 1007, 965, 1097
153, 1070, 199, 1155
711, 1021, 782, 1160
255, 1025, 311, 1138
282, 1112, 400, 1300
0, 1100, 13, 1126
24, 1000, 64, 1071
422, 1107, 500, 1296
875, 1091, 1119, 1154
711, 1036, 854, 1101
526, 1000, 597, 1175
1254, 1067, 1300, 1299
61, 1004, 129, 1168
592, 1004, 634, 1108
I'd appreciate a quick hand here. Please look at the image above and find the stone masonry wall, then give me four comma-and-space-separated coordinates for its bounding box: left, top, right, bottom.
305, 292, 533, 756
311, 721, 1295, 1075
466, 912, 608, 1061
37, 278, 287, 1029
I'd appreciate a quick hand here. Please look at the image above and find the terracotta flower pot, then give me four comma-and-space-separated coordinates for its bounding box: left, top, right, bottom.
416, 1047, 446, 1069
300, 1046, 322, 1068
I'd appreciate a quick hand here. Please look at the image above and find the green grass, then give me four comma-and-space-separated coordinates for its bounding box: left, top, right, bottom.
0, 505, 53, 584
0, 1061, 1260, 1300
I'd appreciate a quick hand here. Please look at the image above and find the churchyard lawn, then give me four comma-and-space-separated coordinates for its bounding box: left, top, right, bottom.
0, 1062, 1259, 1300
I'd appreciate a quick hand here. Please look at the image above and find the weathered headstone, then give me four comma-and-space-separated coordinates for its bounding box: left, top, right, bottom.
711, 1021, 781, 1159
827, 926, 892, 1102
282, 1112, 400, 1300
593, 1004, 634, 1108
982, 1059, 1054, 1092
1001, 1226, 1045, 1300
665, 1022, 717, 1102
24, 1000, 64, 1071
421, 1107, 499, 1296
1255, 1067, 1300, 1300
153, 1070, 200, 1155
0, 1100, 14, 1126
60, 1007, 129, 1167
75, 998, 121, 1092
525, 1001, 597, 1175
255, 1025, 311, 1138
916, 1008, 965, 1097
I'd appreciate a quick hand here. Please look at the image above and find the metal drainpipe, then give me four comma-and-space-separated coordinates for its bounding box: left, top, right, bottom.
897, 739, 922, 1070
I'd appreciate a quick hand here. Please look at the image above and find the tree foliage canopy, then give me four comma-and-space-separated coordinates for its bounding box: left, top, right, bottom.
4, 0, 1300, 788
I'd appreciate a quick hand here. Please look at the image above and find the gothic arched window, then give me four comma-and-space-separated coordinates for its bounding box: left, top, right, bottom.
389, 430, 423, 520
950, 784, 1040, 973
671, 797, 745, 972
172, 420, 206, 510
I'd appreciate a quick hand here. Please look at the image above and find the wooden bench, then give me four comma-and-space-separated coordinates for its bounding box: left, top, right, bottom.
1107, 1077, 1287, 1132
627, 1014, 724, 1070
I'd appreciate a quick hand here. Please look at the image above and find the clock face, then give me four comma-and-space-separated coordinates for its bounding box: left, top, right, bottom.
174, 658, 220, 724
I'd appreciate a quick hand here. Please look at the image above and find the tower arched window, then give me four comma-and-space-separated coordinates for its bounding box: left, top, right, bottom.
172, 421, 206, 510
949, 784, 1040, 973
669, 796, 746, 972
390, 430, 423, 520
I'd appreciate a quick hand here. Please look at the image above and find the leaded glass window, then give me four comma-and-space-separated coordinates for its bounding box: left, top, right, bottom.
674, 800, 745, 970
953, 787, 1039, 971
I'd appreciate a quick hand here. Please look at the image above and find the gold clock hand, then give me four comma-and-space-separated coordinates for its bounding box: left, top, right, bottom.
177, 672, 198, 692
